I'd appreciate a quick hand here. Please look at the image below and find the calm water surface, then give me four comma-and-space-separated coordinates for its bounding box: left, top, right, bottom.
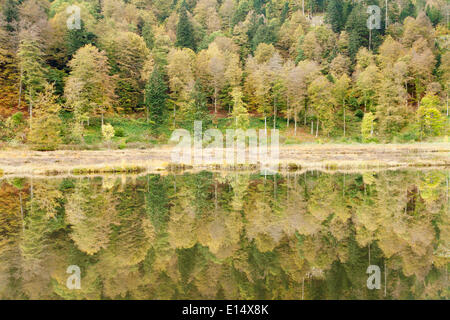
0, 169, 448, 299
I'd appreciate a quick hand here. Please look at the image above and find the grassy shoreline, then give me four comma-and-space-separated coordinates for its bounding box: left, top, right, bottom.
0, 143, 448, 176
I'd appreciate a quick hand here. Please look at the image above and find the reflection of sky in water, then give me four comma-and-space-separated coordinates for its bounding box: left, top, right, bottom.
0, 169, 448, 300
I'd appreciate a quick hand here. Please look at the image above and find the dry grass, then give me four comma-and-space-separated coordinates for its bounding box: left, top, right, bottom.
0, 143, 447, 176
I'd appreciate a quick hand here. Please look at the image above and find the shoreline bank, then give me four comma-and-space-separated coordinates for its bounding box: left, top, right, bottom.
0, 143, 448, 176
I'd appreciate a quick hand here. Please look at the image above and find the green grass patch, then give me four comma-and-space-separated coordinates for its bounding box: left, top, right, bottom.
72, 165, 146, 175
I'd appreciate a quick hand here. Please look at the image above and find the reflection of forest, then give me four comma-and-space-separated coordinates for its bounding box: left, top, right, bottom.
0, 170, 448, 299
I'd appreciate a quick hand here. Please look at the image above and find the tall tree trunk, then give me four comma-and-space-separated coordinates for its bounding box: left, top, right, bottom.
173, 105, 176, 128
18, 65, 23, 108
315, 120, 319, 137
286, 96, 289, 128
29, 89, 32, 131
343, 99, 346, 137
273, 96, 277, 129
294, 114, 297, 135
447, 92, 448, 116
311, 121, 313, 135
304, 102, 307, 125
214, 87, 217, 113
385, 0, 388, 28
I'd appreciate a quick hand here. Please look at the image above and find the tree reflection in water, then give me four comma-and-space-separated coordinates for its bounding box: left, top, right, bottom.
0, 169, 448, 299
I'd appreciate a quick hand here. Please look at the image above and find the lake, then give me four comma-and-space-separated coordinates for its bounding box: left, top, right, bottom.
0, 169, 448, 299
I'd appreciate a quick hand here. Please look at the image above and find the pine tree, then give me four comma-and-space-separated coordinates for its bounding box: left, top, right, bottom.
251, 19, 277, 51
400, 0, 416, 21
184, 81, 211, 130
142, 22, 154, 49
175, 2, 196, 51
65, 20, 96, 59
17, 33, 47, 130
425, 5, 442, 26
2, 0, 19, 32
145, 65, 168, 126
345, 4, 369, 60
326, 0, 344, 33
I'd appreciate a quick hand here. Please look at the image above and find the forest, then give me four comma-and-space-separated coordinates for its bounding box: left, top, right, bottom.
0, 0, 449, 150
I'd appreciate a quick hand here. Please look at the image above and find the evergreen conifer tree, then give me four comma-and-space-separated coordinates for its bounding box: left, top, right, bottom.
326, 0, 344, 33
175, 2, 196, 51
145, 65, 168, 126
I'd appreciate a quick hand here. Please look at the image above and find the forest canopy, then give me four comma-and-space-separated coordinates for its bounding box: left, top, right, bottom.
0, 0, 448, 149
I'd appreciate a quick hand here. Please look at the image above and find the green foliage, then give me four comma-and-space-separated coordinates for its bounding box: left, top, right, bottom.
65, 20, 96, 59
18, 34, 47, 102
251, 18, 278, 51
326, 0, 344, 33
361, 112, 375, 142
2, 0, 19, 32
425, 6, 442, 26
145, 66, 169, 128
400, 0, 416, 21
230, 88, 249, 129
29, 84, 62, 150
0, 170, 448, 299
10, 112, 23, 125
345, 5, 368, 60
146, 174, 170, 233
182, 81, 212, 130
65, 44, 115, 138
114, 127, 125, 137
175, 2, 196, 51
198, 31, 225, 51
101, 123, 115, 141
0, 0, 448, 146
141, 22, 155, 49
417, 94, 445, 138
355, 109, 364, 119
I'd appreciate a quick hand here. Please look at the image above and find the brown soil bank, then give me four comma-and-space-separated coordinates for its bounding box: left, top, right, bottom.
0, 143, 448, 176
